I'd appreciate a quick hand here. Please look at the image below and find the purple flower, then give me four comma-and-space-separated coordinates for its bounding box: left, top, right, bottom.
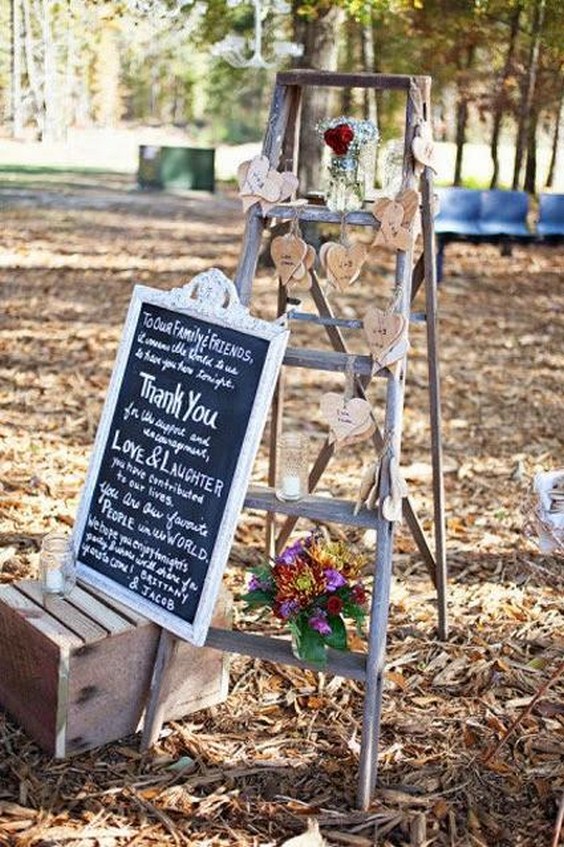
277, 538, 306, 565
324, 568, 347, 592
278, 599, 299, 620
309, 610, 332, 636
248, 574, 271, 592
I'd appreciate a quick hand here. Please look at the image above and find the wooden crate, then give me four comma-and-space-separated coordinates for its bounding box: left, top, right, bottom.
0, 579, 230, 758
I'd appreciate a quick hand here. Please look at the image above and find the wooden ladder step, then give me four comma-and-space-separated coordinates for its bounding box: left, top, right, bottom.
287, 310, 427, 328
262, 202, 378, 227
244, 485, 379, 529
284, 347, 378, 376
205, 626, 367, 681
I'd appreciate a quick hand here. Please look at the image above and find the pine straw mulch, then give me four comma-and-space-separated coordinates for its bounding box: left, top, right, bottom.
0, 173, 563, 847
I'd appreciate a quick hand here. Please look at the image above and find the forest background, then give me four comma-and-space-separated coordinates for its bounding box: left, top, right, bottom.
0, 0, 563, 193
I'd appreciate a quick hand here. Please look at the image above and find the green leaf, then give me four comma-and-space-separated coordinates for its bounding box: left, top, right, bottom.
325, 615, 347, 651
295, 624, 328, 667
239, 589, 273, 607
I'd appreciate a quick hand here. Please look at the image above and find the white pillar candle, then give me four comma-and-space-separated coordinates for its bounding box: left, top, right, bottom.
281, 474, 301, 500
44, 568, 65, 594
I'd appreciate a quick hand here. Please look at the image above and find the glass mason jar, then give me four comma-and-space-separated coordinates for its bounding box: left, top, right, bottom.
325, 154, 364, 213
275, 433, 309, 502
381, 140, 405, 198
40, 531, 76, 597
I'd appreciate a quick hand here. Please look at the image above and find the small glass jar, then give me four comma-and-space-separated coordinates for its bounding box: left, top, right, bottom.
40, 531, 76, 597
325, 155, 364, 213
275, 433, 309, 502
381, 140, 405, 198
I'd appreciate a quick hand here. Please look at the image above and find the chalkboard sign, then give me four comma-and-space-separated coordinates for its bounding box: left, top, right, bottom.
74, 270, 289, 645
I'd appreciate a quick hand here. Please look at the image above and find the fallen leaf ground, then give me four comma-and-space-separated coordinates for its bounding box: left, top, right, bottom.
0, 172, 563, 846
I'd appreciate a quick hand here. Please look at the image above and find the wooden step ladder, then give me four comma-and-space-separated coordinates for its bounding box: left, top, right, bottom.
205, 69, 447, 810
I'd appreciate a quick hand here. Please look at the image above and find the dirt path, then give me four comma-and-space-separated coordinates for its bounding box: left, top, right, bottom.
0, 175, 563, 846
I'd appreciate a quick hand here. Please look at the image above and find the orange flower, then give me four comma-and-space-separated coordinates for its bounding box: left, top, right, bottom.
307, 538, 365, 580
272, 556, 326, 608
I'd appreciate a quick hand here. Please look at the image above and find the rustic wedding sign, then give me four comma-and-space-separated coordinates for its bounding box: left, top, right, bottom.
74, 269, 289, 645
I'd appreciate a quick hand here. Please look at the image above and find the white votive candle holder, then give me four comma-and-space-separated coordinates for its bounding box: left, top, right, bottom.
275, 433, 309, 502
40, 531, 76, 598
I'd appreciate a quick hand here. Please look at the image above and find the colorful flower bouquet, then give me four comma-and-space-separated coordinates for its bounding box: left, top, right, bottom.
316, 116, 379, 212
242, 533, 369, 667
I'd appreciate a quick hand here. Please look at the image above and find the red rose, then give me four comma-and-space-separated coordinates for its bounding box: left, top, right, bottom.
352, 584, 366, 605
327, 595, 343, 615
324, 123, 354, 156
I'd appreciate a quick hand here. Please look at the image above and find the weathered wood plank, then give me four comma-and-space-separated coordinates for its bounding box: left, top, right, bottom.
63, 584, 134, 635
283, 346, 377, 376
421, 165, 448, 641
66, 622, 159, 756
0, 584, 84, 647
205, 627, 367, 682
276, 70, 430, 91
357, 77, 423, 811
79, 582, 148, 626
0, 585, 80, 753
17, 581, 110, 643
287, 310, 426, 329
245, 485, 379, 529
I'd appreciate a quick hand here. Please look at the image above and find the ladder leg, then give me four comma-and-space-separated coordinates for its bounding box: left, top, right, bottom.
421, 169, 448, 640
357, 517, 395, 809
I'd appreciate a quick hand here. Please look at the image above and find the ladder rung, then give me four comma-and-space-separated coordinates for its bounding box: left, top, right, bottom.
283, 347, 379, 376
277, 70, 427, 92
262, 203, 378, 227
245, 485, 379, 529
288, 310, 427, 327
288, 311, 363, 330
205, 626, 367, 681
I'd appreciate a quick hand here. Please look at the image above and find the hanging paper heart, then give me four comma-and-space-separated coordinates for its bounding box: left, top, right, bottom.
279, 172, 300, 204
372, 189, 420, 251
238, 155, 272, 196
363, 307, 408, 369
320, 242, 367, 291
320, 393, 374, 446
291, 243, 316, 290
412, 135, 438, 172
237, 156, 299, 214
271, 234, 308, 285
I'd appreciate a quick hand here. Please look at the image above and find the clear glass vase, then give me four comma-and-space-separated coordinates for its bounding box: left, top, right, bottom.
381, 140, 405, 198
325, 155, 364, 213
40, 531, 76, 597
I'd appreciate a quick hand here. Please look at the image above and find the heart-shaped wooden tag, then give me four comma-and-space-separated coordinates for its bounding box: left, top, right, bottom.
412, 132, 438, 172
372, 190, 420, 251
321, 242, 367, 291
238, 155, 269, 195
237, 157, 299, 213
363, 307, 408, 369
271, 234, 308, 285
320, 393, 374, 446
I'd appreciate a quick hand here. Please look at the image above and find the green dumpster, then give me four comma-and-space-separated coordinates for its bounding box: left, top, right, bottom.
138, 145, 215, 192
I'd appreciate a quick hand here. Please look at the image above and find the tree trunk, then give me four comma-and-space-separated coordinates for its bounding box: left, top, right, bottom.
453, 46, 475, 186
453, 98, 468, 185
11, 0, 25, 137
293, 5, 346, 193
512, 0, 546, 190
41, 0, 60, 141
490, 4, 521, 189
523, 105, 539, 194
21, 0, 44, 138
546, 78, 564, 188
361, 17, 377, 125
